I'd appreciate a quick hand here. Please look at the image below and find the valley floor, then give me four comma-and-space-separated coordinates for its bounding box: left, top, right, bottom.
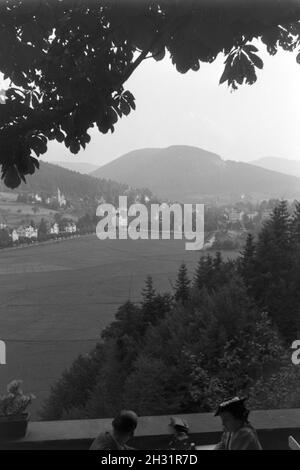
0, 235, 238, 418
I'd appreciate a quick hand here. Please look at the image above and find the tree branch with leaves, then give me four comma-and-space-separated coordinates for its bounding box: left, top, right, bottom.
1, 0, 300, 188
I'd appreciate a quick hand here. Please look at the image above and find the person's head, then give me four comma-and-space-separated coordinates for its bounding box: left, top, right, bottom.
112, 410, 138, 444
215, 397, 249, 433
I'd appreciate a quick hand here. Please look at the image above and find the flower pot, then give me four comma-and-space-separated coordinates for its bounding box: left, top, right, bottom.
0, 413, 29, 440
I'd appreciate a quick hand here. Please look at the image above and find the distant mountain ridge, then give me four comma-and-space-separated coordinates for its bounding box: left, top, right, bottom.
250, 156, 300, 178
51, 161, 99, 174
91, 145, 300, 202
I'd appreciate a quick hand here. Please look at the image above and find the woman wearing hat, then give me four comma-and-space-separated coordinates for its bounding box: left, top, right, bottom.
214, 397, 262, 450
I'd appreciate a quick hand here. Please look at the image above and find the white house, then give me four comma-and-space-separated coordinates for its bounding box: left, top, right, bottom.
228, 210, 244, 223
16, 225, 38, 239
50, 222, 59, 235
0, 340, 6, 365
10, 229, 19, 243
27, 225, 38, 239
57, 188, 66, 207
203, 234, 216, 250
65, 222, 77, 233
247, 211, 259, 221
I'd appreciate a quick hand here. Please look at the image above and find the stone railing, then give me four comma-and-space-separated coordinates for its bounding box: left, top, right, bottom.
1, 409, 300, 449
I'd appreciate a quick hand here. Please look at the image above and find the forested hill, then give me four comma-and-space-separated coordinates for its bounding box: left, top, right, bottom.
92, 146, 300, 202
0, 161, 146, 201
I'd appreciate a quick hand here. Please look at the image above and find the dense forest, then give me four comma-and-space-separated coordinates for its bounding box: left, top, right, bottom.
40, 200, 300, 420
0, 161, 153, 205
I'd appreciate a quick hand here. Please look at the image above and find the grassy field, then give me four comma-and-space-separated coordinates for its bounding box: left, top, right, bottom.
0, 192, 18, 202
0, 200, 80, 228
0, 235, 239, 418
0, 201, 58, 227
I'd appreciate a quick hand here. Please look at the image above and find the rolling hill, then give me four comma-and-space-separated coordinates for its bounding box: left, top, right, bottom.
250, 156, 300, 178
0, 161, 130, 201
51, 161, 99, 174
91, 146, 300, 202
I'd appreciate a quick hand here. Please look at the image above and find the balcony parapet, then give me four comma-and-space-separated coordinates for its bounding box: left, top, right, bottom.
1, 409, 300, 449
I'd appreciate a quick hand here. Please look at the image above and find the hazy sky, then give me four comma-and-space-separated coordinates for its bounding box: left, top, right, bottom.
3, 43, 300, 167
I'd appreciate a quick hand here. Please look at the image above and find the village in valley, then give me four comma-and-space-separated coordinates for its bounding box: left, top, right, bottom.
0, 187, 78, 247
0, 177, 290, 251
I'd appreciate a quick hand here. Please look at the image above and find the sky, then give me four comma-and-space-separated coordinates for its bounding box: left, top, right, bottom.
2, 43, 300, 167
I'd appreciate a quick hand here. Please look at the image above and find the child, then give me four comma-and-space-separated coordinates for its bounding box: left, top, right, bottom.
168, 417, 195, 450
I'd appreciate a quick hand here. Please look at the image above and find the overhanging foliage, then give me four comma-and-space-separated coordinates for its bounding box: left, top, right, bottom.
1, 0, 300, 187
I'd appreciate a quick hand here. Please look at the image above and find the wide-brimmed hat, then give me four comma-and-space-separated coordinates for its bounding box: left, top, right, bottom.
214, 397, 247, 416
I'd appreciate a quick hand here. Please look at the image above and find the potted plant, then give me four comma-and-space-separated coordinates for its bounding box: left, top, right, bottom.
0, 380, 35, 439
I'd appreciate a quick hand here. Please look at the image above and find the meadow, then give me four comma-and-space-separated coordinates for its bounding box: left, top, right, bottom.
0, 201, 58, 227
0, 234, 238, 418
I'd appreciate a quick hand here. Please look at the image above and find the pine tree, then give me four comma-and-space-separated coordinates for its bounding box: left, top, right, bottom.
38, 218, 48, 241
250, 200, 296, 340
255, 200, 291, 283
268, 200, 291, 250
241, 233, 255, 263
290, 201, 300, 246
175, 263, 190, 304
239, 233, 256, 286
193, 256, 207, 290
141, 276, 172, 328
213, 251, 223, 270
0, 228, 11, 248
142, 276, 156, 305
212, 251, 229, 286
193, 255, 214, 291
